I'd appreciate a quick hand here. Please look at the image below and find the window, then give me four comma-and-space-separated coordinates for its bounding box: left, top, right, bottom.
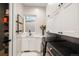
25, 15, 36, 32
25, 15, 36, 22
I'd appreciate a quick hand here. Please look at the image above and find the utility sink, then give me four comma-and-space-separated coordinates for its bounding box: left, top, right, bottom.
21, 32, 43, 52
21, 32, 46, 38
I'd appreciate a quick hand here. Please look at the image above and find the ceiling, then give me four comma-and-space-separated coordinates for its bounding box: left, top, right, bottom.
23, 3, 47, 7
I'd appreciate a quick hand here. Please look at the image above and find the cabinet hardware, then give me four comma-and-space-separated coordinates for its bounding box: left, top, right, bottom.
58, 32, 63, 34
58, 32, 60, 33
48, 15, 50, 17
58, 3, 63, 7
58, 4, 61, 7
60, 32, 63, 34
47, 47, 53, 56
49, 48, 52, 51
60, 3, 63, 5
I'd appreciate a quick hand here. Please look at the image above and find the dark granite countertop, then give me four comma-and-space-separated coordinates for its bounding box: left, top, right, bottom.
48, 41, 79, 56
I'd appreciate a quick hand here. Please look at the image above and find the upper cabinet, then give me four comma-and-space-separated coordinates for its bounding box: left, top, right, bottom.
46, 3, 63, 33
46, 3, 59, 20
46, 3, 71, 20
59, 3, 79, 37
46, 3, 79, 38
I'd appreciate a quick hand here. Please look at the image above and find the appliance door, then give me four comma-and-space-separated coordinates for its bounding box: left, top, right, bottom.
46, 42, 62, 56
41, 37, 47, 56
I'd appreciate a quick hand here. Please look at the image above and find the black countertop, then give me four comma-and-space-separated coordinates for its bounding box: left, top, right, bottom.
44, 32, 79, 56
48, 41, 79, 56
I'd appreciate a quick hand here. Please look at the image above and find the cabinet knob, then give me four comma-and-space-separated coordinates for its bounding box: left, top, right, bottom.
58, 3, 63, 7
60, 32, 63, 34
48, 15, 50, 17
61, 3, 63, 5
58, 32, 63, 34
58, 4, 61, 7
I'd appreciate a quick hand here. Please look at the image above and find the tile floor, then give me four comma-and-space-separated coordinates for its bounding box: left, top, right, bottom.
21, 52, 41, 56
21, 50, 43, 56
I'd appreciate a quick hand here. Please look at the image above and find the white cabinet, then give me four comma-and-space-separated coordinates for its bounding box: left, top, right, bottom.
46, 3, 79, 38
21, 37, 29, 51
59, 4, 79, 37
46, 3, 62, 33
29, 37, 42, 52
16, 34, 22, 55
46, 3, 59, 20
46, 3, 74, 34
21, 37, 42, 52
46, 15, 62, 33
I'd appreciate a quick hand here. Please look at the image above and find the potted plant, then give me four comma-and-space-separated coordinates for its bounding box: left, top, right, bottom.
40, 25, 46, 35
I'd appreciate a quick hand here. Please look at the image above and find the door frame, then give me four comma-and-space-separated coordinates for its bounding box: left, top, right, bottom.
9, 3, 13, 56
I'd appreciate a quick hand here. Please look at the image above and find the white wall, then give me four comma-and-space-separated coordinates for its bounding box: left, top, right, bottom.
23, 6, 46, 34
12, 3, 24, 56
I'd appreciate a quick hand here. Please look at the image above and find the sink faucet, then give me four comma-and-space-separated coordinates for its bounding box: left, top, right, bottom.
29, 30, 32, 36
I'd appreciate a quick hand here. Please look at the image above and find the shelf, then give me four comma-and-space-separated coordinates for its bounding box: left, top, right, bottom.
16, 30, 23, 32
16, 21, 23, 24
4, 30, 9, 32
16, 14, 24, 33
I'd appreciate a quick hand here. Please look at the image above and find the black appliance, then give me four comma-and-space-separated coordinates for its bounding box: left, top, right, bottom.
42, 32, 79, 56
41, 37, 47, 56
41, 32, 57, 56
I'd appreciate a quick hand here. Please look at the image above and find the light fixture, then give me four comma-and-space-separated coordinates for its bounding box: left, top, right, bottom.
35, 8, 39, 11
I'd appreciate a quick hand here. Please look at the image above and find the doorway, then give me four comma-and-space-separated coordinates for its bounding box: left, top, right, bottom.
0, 3, 9, 56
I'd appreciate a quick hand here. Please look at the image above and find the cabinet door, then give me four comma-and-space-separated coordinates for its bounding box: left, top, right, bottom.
53, 13, 63, 34
46, 16, 56, 33
29, 38, 35, 51
46, 3, 63, 33
16, 35, 22, 54
21, 37, 29, 51
29, 37, 42, 52
52, 3, 72, 34
46, 11, 63, 34
60, 4, 79, 37
46, 3, 59, 20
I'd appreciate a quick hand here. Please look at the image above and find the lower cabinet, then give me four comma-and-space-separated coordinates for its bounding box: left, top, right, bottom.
31, 37, 42, 52
21, 37, 42, 52
21, 37, 29, 51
